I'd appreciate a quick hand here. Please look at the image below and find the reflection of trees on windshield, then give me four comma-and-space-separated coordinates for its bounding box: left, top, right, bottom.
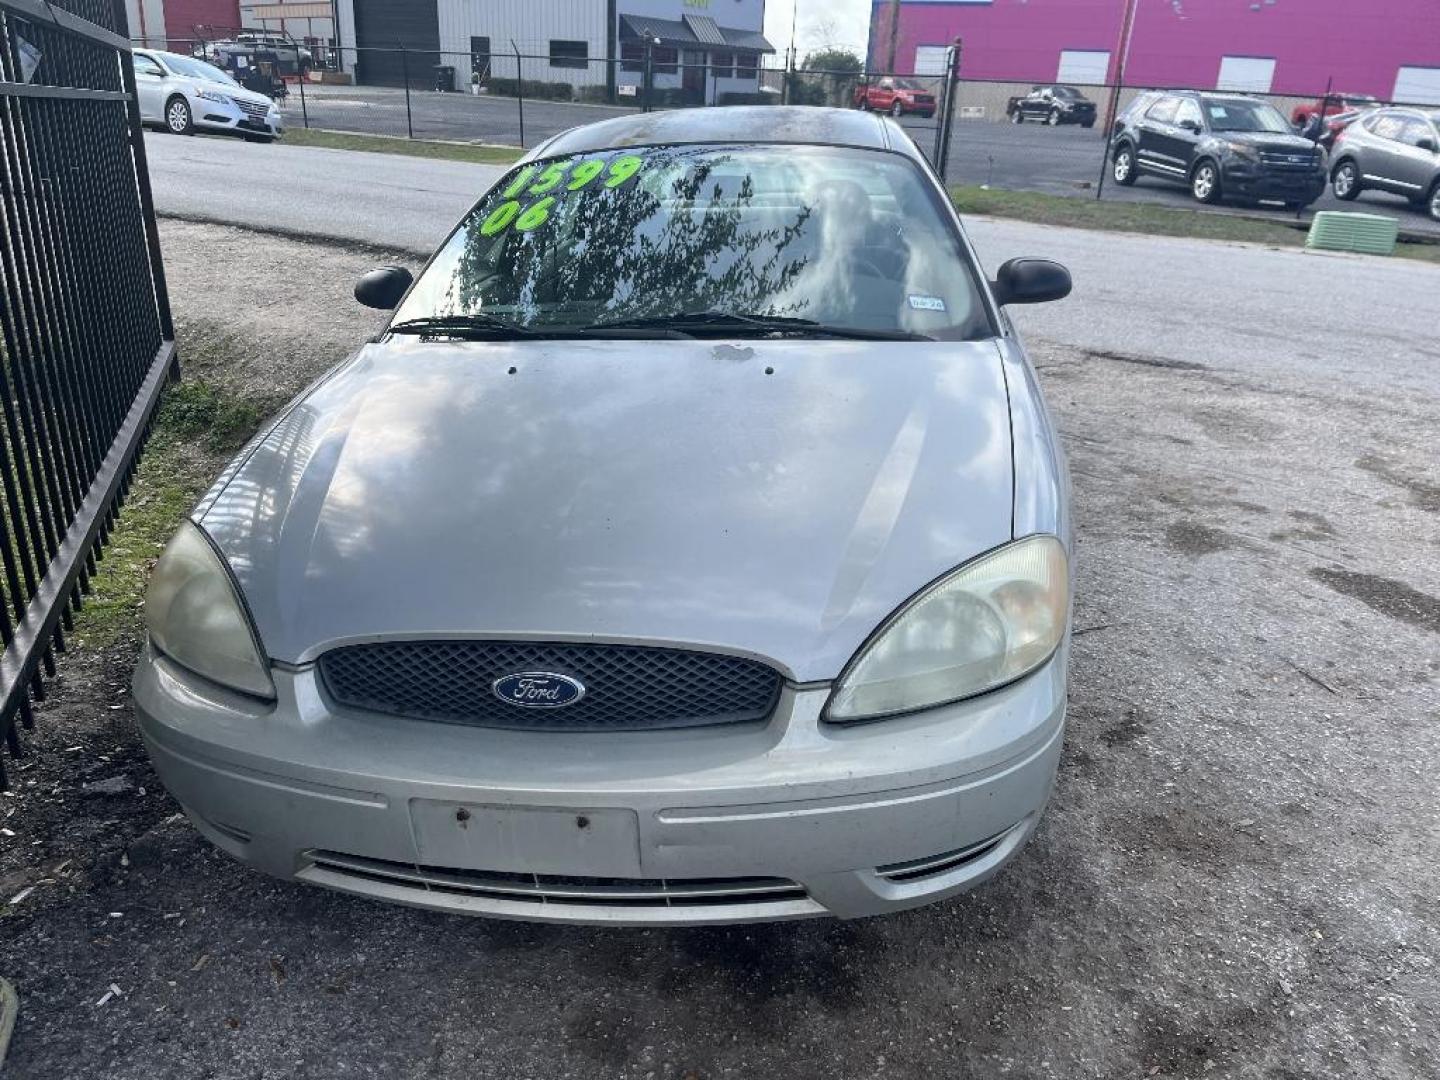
450, 151, 816, 325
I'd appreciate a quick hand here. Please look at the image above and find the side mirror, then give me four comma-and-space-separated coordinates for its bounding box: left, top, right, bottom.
990, 258, 1072, 307
1179, 119, 1202, 134
1418, 137, 1438, 153
354, 265, 413, 309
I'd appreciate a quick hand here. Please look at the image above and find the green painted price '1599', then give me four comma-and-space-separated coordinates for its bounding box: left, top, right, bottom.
480, 155, 646, 238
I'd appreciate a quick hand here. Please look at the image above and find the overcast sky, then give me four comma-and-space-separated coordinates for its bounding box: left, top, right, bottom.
762, 0, 873, 64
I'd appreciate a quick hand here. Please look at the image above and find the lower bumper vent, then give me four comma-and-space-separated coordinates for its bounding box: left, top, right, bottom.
307, 850, 808, 909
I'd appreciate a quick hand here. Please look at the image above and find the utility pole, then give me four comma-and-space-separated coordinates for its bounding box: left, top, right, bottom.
1101, 0, 1141, 133
885, 0, 901, 72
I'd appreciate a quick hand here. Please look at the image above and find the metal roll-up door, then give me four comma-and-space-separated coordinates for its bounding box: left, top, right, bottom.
352, 0, 440, 86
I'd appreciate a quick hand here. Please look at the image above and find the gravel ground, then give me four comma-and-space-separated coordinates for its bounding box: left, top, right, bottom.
0, 220, 1436, 1079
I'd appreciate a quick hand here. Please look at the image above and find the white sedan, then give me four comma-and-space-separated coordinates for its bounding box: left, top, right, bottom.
132, 49, 283, 142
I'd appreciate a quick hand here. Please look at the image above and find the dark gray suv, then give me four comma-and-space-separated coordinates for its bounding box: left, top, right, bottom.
1330, 108, 1440, 221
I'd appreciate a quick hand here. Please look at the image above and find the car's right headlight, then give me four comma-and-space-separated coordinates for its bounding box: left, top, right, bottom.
826, 535, 1068, 723
145, 521, 275, 699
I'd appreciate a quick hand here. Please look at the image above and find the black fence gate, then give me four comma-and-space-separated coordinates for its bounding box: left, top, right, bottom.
0, 0, 175, 785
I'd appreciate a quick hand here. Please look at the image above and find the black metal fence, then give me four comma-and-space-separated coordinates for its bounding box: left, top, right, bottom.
0, 0, 175, 785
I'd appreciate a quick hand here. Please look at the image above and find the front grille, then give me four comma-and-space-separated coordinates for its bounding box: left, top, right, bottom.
229, 96, 269, 120
1260, 151, 1318, 169
307, 850, 809, 910
319, 640, 783, 732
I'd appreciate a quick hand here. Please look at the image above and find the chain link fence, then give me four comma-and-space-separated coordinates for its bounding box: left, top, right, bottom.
141, 36, 1440, 237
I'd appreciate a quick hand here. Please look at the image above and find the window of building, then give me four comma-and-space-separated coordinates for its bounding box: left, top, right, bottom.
734, 52, 756, 78
914, 45, 948, 76
1056, 50, 1109, 85
621, 42, 644, 73
710, 50, 733, 78
654, 46, 678, 75
1216, 56, 1275, 93
549, 39, 588, 70
1394, 66, 1440, 105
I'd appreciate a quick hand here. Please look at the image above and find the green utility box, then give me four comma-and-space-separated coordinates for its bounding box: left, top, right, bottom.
1306, 211, 1400, 256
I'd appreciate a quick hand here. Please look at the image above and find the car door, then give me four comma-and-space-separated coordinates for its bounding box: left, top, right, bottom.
1359, 112, 1418, 195
132, 52, 167, 122
1135, 95, 1187, 180
1394, 116, 1440, 195
1021, 88, 1046, 120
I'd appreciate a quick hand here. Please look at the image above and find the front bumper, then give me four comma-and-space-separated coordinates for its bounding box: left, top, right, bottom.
1221, 162, 1325, 204
195, 98, 283, 137
133, 644, 1066, 925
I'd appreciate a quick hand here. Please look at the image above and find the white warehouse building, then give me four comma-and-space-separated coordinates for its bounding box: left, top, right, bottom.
267, 0, 778, 101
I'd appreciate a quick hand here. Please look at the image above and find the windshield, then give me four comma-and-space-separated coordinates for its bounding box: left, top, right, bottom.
1203, 98, 1290, 133
396, 145, 992, 341
163, 54, 237, 86
1053, 87, 1081, 99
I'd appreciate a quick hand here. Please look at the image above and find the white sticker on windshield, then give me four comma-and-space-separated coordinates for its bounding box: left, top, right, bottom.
908, 295, 946, 312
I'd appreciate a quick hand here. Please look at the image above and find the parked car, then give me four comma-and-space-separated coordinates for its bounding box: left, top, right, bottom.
132, 49, 283, 142
1007, 85, 1097, 127
133, 106, 1076, 926
852, 77, 936, 118
1291, 93, 1379, 130
1110, 90, 1325, 208
1330, 107, 1440, 221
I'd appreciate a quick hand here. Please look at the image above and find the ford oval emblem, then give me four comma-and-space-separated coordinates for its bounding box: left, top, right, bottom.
492, 671, 586, 709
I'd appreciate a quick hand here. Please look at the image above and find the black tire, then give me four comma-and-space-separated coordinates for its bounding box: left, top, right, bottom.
890, 101, 904, 118
1112, 143, 1137, 185
164, 95, 193, 135
1082, 119, 1095, 129
1191, 159, 1221, 204
1010, 109, 1023, 125
1047, 108, 1061, 126
1331, 159, 1362, 201
243, 134, 275, 143
1428, 180, 1440, 223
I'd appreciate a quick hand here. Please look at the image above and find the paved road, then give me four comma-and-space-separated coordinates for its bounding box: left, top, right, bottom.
273, 85, 1440, 236
144, 133, 1440, 396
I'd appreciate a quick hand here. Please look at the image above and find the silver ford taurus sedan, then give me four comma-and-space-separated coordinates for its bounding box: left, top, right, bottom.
134, 107, 1074, 924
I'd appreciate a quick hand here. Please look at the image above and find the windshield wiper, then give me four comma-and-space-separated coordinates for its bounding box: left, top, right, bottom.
586, 311, 933, 341
388, 314, 540, 340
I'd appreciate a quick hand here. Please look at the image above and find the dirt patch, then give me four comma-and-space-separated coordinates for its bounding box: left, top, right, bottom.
1081, 347, 1207, 372
1165, 521, 1238, 556
1310, 568, 1440, 634
1356, 454, 1440, 513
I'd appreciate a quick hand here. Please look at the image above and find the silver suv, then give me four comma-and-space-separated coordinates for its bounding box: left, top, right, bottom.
1330, 107, 1440, 221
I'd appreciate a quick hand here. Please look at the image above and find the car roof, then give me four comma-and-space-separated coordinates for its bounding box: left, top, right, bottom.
532, 107, 901, 160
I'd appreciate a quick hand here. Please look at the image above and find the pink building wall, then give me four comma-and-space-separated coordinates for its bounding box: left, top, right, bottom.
868, 0, 1440, 99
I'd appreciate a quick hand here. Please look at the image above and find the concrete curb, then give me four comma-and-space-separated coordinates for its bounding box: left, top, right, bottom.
0, 977, 17, 1071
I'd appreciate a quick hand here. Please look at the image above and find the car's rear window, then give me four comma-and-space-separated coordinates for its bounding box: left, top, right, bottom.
396, 144, 994, 341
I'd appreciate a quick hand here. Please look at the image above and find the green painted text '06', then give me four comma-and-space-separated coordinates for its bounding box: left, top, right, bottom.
482, 156, 646, 237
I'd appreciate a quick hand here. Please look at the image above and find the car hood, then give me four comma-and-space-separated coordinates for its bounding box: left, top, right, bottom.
1212, 130, 1318, 153
196, 337, 1016, 680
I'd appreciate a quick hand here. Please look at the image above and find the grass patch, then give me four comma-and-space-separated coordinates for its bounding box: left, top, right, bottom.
284, 127, 521, 166
950, 185, 1440, 264
72, 377, 275, 652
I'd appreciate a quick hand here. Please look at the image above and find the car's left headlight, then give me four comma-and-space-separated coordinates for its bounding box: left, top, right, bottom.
826, 535, 1068, 722
1224, 141, 1261, 162
193, 87, 230, 104
145, 521, 275, 699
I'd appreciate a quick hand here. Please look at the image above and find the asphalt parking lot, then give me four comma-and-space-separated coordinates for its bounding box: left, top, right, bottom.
280, 85, 1440, 235
0, 128, 1436, 1074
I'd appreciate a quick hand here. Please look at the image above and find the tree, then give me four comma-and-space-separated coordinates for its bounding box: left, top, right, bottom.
802, 48, 862, 75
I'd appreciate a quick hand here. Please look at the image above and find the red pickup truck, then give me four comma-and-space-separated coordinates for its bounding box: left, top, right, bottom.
1290, 93, 1379, 128
852, 77, 936, 118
